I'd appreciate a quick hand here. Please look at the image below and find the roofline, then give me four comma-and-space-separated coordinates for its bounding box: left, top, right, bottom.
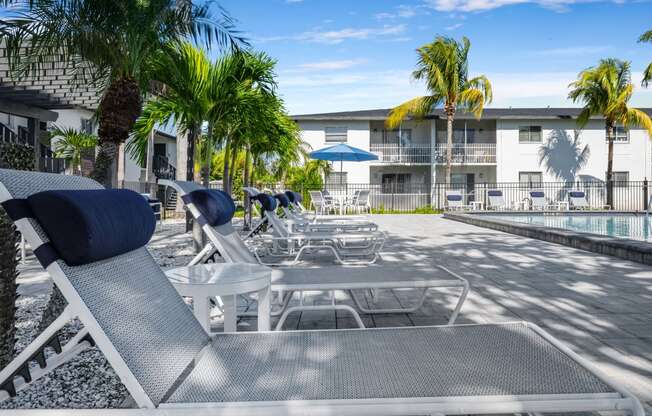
292, 107, 652, 121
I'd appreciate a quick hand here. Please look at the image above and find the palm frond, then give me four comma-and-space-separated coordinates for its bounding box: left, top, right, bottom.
385, 96, 436, 129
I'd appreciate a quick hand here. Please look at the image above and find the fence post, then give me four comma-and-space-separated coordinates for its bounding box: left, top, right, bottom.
644, 179, 649, 212
391, 182, 395, 212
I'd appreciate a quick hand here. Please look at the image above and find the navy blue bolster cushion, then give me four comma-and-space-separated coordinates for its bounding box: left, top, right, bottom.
569, 191, 585, 198
293, 191, 303, 203
274, 193, 290, 208
447, 194, 462, 201
255, 194, 277, 212
184, 189, 235, 226
284, 191, 296, 203
27, 189, 156, 266
530, 191, 545, 198
487, 190, 503, 197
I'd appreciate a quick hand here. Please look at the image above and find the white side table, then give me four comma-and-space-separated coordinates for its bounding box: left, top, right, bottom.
556, 201, 570, 211
165, 263, 272, 333
470, 201, 484, 211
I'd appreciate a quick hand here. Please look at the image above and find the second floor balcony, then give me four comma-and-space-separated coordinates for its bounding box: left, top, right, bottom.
370, 144, 431, 164
434, 143, 496, 164
370, 143, 496, 164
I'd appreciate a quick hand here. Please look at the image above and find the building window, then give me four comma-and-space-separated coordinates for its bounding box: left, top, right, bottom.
80, 118, 95, 135
382, 129, 411, 146
325, 172, 348, 192
325, 127, 347, 143
381, 173, 411, 193
607, 171, 629, 186
519, 126, 542, 143
607, 125, 629, 143
519, 171, 542, 188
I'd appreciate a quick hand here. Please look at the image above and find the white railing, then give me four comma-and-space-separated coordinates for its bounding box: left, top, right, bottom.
369, 144, 431, 164
434, 144, 496, 164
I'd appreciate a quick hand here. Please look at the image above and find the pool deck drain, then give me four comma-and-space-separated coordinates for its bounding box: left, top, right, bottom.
444, 211, 652, 266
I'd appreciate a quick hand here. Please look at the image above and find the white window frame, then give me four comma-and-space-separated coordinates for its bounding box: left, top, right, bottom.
607, 171, 629, 187
518, 126, 542, 143
519, 171, 543, 189
325, 127, 348, 143
607, 125, 629, 143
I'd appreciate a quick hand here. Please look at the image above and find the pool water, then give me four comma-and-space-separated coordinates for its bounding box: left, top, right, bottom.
484, 213, 652, 242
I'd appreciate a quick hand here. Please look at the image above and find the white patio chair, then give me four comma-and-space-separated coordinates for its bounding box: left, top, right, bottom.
445, 190, 471, 211
352, 189, 372, 214
308, 190, 336, 215
0, 168, 643, 415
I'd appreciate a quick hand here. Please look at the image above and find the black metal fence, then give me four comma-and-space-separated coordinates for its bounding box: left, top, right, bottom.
287, 181, 651, 212
122, 179, 652, 214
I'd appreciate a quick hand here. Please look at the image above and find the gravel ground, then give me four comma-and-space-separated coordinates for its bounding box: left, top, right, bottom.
0, 221, 193, 409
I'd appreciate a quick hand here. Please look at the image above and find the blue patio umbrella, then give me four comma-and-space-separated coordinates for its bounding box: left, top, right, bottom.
309, 143, 378, 186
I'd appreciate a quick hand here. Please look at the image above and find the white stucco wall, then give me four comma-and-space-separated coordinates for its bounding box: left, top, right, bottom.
298, 120, 371, 183
496, 119, 651, 183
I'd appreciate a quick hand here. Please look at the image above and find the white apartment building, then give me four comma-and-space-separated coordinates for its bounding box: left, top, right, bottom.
294, 107, 652, 191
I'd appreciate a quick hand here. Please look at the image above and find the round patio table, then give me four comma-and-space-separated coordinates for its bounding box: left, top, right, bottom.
165, 263, 271, 333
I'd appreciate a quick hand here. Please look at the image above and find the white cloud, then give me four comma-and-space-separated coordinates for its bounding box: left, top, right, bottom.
375, 12, 396, 19
256, 24, 407, 44
281, 69, 652, 115
285, 0, 304, 3
423, 0, 625, 12
530, 46, 611, 57
397, 4, 419, 17
445, 23, 463, 30
297, 59, 368, 70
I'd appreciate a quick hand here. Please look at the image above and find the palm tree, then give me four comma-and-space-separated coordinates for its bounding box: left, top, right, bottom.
208, 51, 277, 194
129, 41, 213, 184
1, 0, 245, 187
386, 36, 492, 184
50, 126, 98, 175
569, 58, 652, 207
639, 30, 652, 87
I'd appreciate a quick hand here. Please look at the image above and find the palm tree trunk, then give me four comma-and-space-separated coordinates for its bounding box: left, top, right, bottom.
202, 123, 213, 188
90, 77, 142, 188
250, 155, 258, 186
228, 145, 238, 194
223, 137, 231, 193
606, 121, 615, 208
243, 144, 251, 230
192, 126, 201, 183
0, 209, 18, 368
445, 108, 455, 185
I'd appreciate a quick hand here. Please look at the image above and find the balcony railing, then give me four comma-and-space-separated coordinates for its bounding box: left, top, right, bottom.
434, 143, 496, 164
369, 143, 497, 164
369, 144, 431, 164
153, 154, 177, 180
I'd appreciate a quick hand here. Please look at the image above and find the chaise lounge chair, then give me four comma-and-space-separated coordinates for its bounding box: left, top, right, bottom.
487, 189, 510, 210
274, 192, 378, 233
0, 169, 643, 415
529, 190, 556, 210
251, 192, 385, 265
445, 190, 471, 211
162, 179, 469, 329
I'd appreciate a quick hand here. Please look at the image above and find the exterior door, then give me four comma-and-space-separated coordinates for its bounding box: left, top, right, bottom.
466, 173, 475, 201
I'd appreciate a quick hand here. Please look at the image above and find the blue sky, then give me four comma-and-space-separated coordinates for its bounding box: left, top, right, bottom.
220, 0, 652, 115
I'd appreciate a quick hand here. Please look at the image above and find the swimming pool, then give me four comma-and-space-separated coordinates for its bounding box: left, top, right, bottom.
482, 213, 652, 242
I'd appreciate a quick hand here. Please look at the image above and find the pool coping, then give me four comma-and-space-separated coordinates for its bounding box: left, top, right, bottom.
443, 211, 652, 265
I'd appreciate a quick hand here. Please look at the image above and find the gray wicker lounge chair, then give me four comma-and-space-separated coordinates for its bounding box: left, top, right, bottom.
162, 179, 469, 329
0, 169, 643, 415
